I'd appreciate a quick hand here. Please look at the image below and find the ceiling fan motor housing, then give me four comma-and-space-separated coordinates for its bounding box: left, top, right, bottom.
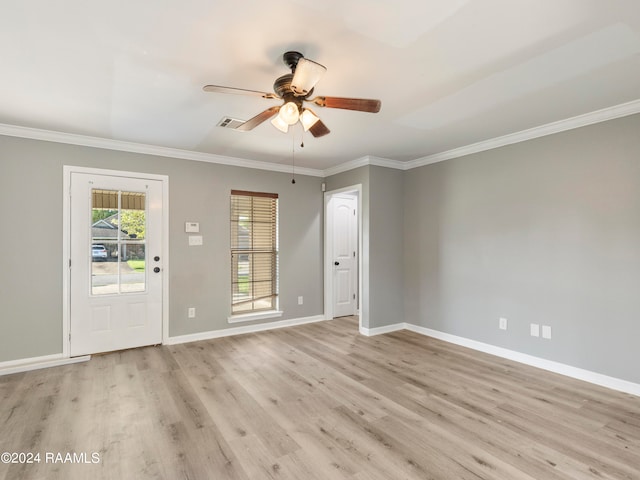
273, 74, 294, 98
274, 74, 313, 99
273, 74, 305, 116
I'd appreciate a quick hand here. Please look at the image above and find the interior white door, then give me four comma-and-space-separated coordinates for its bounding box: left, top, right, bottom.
332, 194, 358, 317
70, 172, 163, 356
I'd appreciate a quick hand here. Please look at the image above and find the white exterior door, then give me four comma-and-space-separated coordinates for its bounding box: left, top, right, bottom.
69, 172, 163, 356
331, 194, 358, 317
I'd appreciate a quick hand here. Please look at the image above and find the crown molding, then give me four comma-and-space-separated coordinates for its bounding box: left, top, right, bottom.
323, 98, 640, 176
405, 98, 640, 170
3, 98, 639, 178
0, 123, 325, 177
322, 156, 370, 177
368, 155, 406, 169
322, 155, 404, 177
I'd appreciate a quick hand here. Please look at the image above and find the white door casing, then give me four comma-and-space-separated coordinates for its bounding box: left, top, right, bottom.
329, 194, 358, 318
69, 172, 164, 356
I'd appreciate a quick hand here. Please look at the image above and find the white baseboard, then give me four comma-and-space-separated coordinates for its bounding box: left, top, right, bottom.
0, 353, 91, 376
6, 320, 637, 397
1, 315, 326, 373
359, 323, 405, 337
404, 323, 640, 397
165, 314, 327, 345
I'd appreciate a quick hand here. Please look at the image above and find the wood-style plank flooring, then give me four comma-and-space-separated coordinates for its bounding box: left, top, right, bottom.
1, 317, 639, 479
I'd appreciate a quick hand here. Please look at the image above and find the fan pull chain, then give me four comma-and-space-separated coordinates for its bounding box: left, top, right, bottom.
291, 131, 296, 184
291, 127, 305, 185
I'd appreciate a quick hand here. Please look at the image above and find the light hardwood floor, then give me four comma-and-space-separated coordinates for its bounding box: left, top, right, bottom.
1, 317, 639, 479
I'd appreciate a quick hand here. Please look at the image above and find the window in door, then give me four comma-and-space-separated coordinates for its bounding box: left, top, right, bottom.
91, 189, 146, 295
230, 190, 278, 315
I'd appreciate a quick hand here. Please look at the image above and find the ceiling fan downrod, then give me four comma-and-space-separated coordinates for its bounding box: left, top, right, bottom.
282, 51, 304, 73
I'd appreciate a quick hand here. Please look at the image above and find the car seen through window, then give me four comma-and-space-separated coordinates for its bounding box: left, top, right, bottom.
92, 244, 108, 261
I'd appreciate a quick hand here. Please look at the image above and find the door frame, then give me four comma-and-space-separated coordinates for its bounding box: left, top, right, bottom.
324, 184, 363, 329
62, 166, 170, 357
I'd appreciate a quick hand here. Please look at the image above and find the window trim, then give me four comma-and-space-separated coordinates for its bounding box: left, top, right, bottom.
227, 309, 283, 324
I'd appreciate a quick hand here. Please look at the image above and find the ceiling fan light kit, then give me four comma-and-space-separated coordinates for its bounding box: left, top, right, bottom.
270, 114, 290, 133
203, 51, 381, 138
300, 108, 320, 131
279, 101, 301, 125
291, 57, 327, 96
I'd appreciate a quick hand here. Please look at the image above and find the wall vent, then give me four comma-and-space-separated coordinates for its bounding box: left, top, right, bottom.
217, 117, 245, 129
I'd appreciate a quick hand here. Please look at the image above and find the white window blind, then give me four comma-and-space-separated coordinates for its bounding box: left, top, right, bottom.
230, 190, 279, 314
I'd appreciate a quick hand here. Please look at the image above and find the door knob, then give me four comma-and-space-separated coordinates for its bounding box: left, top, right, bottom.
153, 267, 161, 273
334, 261, 340, 266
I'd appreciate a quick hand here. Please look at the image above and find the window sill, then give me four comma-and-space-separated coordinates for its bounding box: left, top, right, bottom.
227, 310, 283, 324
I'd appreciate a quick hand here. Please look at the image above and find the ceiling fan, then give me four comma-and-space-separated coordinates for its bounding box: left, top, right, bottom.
203, 51, 381, 138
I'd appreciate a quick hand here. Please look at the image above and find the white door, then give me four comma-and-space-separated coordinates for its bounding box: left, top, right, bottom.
331, 194, 358, 317
69, 172, 163, 356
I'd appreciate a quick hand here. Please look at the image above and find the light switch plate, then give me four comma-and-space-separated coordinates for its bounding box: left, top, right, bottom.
188, 235, 203, 246
542, 325, 552, 339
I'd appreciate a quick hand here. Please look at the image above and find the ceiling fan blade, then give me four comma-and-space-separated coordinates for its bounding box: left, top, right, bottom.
308, 119, 330, 138
203, 85, 278, 99
310, 96, 381, 113
236, 106, 281, 131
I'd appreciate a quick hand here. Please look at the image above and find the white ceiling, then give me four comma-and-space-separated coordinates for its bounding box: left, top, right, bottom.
2, 0, 640, 171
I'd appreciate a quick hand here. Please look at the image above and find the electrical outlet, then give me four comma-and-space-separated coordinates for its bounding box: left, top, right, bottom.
499, 317, 508, 330
298, 296, 304, 305
542, 325, 552, 339
530, 323, 540, 337
188, 307, 196, 318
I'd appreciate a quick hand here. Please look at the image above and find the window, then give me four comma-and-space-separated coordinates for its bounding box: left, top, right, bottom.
91, 189, 147, 295
230, 190, 278, 315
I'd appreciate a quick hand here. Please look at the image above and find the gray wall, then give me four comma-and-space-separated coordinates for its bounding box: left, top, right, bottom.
0, 135, 324, 362
404, 113, 640, 383
326, 165, 405, 329
3, 111, 640, 385
368, 166, 404, 329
